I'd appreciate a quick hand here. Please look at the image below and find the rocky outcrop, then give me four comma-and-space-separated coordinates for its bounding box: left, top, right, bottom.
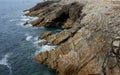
39, 31, 52, 39
25, 0, 120, 75
25, 1, 83, 28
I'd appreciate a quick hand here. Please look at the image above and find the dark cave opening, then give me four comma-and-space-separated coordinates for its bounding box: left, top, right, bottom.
46, 12, 69, 28
53, 12, 69, 23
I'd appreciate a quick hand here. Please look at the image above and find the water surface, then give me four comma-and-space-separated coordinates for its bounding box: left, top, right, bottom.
0, 0, 58, 75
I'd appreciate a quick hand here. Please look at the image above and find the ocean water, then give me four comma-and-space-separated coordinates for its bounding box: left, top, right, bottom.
0, 0, 60, 75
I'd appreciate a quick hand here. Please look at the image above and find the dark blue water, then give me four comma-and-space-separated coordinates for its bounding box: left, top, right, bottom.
0, 0, 58, 75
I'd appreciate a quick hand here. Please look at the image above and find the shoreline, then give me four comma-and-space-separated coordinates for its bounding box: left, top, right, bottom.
25, 0, 120, 75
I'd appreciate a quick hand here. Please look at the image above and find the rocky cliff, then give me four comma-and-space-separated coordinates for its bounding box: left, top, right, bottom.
25, 0, 120, 75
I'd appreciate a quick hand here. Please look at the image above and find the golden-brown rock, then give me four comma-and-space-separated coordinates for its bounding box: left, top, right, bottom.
26, 1, 83, 27
39, 31, 52, 39
25, 0, 120, 75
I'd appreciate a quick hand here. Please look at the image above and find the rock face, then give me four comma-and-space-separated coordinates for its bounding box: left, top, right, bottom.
25, 1, 83, 28
26, 0, 120, 75
39, 31, 51, 39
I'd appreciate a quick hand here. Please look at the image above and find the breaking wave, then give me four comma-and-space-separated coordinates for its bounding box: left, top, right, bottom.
0, 53, 12, 74
35, 45, 56, 55
21, 16, 38, 22
25, 33, 33, 41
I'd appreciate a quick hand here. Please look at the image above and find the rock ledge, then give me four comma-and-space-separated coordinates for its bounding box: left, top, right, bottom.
25, 0, 120, 75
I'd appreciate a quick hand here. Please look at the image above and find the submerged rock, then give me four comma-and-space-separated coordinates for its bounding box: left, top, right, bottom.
25, 0, 120, 75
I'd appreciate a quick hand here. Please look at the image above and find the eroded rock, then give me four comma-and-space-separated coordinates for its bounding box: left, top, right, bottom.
26, 1, 83, 28
39, 31, 52, 39
25, 0, 120, 75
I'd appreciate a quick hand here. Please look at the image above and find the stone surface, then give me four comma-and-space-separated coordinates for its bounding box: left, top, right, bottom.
25, 1, 83, 27
25, 0, 120, 75
39, 31, 52, 39
38, 41, 48, 46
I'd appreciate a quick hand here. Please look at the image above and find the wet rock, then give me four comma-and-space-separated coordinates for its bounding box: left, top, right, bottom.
38, 41, 48, 46
23, 22, 28, 25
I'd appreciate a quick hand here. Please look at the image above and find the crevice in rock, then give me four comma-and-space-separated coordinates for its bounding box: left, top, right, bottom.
25, 1, 85, 29
44, 12, 69, 28
102, 52, 109, 75
110, 37, 120, 69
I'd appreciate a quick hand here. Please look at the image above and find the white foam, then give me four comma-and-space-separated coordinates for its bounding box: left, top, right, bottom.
33, 39, 46, 45
21, 16, 38, 22
17, 22, 25, 27
33, 36, 39, 41
0, 53, 12, 74
26, 35, 33, 41
9, 19, 19, 22
25, 33, 33, 41
18, 16, 38, 28
27, 24, 32, 27
33, 36, 46, 46
21, 18, 30, 22
17, 14, 39, 28
21, 16, 29, 22
24, 11, 30, 14
31, 17, 38, 20
17, 22, 33, 28
35, 45, 56, 55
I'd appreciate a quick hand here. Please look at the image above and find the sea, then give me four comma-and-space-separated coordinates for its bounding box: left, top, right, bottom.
0, 0, 60, 75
